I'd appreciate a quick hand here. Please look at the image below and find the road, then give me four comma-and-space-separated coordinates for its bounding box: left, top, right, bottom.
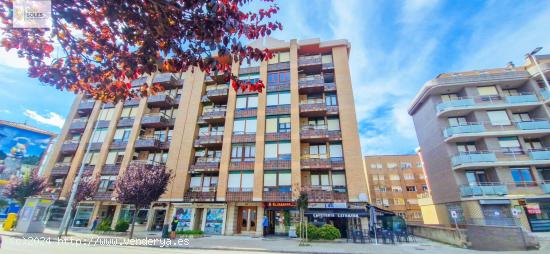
0, 235, 270, 254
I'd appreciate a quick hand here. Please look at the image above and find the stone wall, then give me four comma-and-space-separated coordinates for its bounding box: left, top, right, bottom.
466, 224, 539, 251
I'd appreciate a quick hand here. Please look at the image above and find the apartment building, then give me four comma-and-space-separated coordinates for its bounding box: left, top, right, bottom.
363, 155, 426, 223
408, 55, 550, 232
42, 37, 368, 237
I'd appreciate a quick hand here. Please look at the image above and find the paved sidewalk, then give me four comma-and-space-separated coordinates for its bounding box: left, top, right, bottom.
1, 229, 546, 254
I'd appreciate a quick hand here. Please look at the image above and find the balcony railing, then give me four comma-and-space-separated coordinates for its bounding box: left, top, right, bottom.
436, 93, 540, 113
298, 55, 322, 66
94, 191, 113, 201
300, 99, 327, 116
199, 107, 227, 123
300, 124, 329, 141
443, 120, 550, 138
433, 69, 530, 86
204, 85, 229, 103
61, 141, 79, 154
142, 113, 169, 128
51, 162, 71, 175
301, 155, 344, 169
226, 187, 253, 202
528, 149, 550, 160
452, 149, 550, 168
102, 164, 121, 175
152, 73, 178, 86
302, 186, 348, 203
134, 136, 161, 150
263, 187, 292, 201
184, 186, 217, 202
189, 157, 220, 173
264, 158, 291, 169
542, 182, 550, 194
78, 99, 95, 113
231, 132, 256, 143
451, 151, 497, 166
117, 117, 135, 127
147, 94, 175, 107
266, 104, 291, 115
541, 90, 550, 100
194, 134, 224, 147
69, 118, 88, 132
459, 183, 508, 197
299, 75, 325, 93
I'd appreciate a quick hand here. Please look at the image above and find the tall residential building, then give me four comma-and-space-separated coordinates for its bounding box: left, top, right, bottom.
363, 155, 426, 222
408, 55, 550, 232
42, 37, 368, 236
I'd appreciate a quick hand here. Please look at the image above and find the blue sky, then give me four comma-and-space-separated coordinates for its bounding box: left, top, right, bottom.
1, 0, 550, 155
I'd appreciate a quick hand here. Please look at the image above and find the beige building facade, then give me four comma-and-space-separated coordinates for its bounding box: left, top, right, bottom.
409, 55, 550, 232
363, 155, 427, 223
43, 37, 368, 236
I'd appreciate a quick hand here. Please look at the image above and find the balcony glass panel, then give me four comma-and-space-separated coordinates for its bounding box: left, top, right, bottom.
436, 99, 475, 112
528, 150, 550, 160
542, 183, 550, 194
517, 120, 550, 130
504, 94, 538, 104
459, 184, 508, 197
451, 152, 497, 166
444, 124, 485, 137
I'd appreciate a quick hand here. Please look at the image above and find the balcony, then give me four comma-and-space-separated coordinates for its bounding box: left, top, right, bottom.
131, 76, 148, 87
117, 117, 135, 127
61, 141, 79, 154
51, 163, 70, 175
263, 187, 292, 202
298, 55, 322, 67
326, 105, 339, 115
324, 82, 337, 92
204, 86, 229, 103
69, 119, 88, 133
436, 94, 541, 117
78, 99, 95, 114
102, 164, 121, 175
452, 149, 550, 170
431, 69, 530, 87
265, 132, 291, 141
451, 152, 497, 167
301, 156, 344, 170
542, 182, 550, 194
528, 149, 550, 160
184, 187, 217, 202
189, 157, 220, 173
226, 188, 253, 202
444, 120, 550, 142
134, 137, 161, 150
89, 142, 103, 151
94, 191, 113, 201
264, 158, 291, 170
266, 83, 290, 92
444, 123, 485, 138
267, 62, 290, 72
459, 183, 508, 197
300, 99, 326, 117
300, 125, 329, 142
147, 94, 175, 107
231, 132, 256, 143
302, 186, 348, 203
152, 73, 178, 87
542, 90, 550, 100
110, 140, 127, 150
234, 108, 257, 118
266, 104, 291, 115
96, 120, 110, 128
517, 120, 550, 130
299, 75, 325, 93
124, 98, 140, 107
141, 113, 168, 128
199, 107, 226, 124
194, 134, 223, 148
229, 161, 255, 170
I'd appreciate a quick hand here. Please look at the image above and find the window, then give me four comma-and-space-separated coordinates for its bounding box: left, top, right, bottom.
378, 186, 387, 192
465, 170, 488, 185
311, 173, 330, 186
266, 115, 291, 133
408, 199, 418, 205
98, 108, 115, 121
83, 152, 99, 166
322, 54, 333, 64
416, 162, 423, 168
376, 199, 382, 206
327, 117, 340, 131
231, 143, 256, 162
502, 89, 519, 96
90, 128, 108, 143
241, 58, 261, 68
377, 175, 385, 180
392, 186, 402, 192
148, 152, 168, 164
265, 141, 291, 160
401, 162, 412, 169
498, 137, 522, 153
448, 117, 467, 126
511, 168, 535, 186
524, 139, 543, 150
382, 199, 389, 206
404, 174, 415, 180
332, 172, 346, 186
233, 118, 257, 134
422, 184, 428, 191
160, 108, 176, 119
267, 71, 290, 85
406, 186, 417, 192
264, 171, 291, 188
325, 93, 338, 106
190, 175, 218, 188
105, 150, 125, 165
236, 94, 258, 109
114, 128, 132, 142
309, 144, 327, 158
329, 143, 343, 158
389, 174, 400, 180
477, 86, 498, 96
512, 113, 531, 122
441, 94, 458, 102
228, 171, 254, 190
267, 91, 291, 106
60, 156, 73, 163
375, 163, 383, 169
98, 176, 117, 192
120, 106, 138, 118
393, 198, 405, 205
487, 110, 510, 125
239, 73, 260, 84
268, 51, 290, 64
387, 163, 397, 169
457, 142, 476, 153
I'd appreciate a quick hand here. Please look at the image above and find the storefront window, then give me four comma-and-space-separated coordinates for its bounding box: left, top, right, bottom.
174, 208, 192, 231
204, 208, 225, 235
72, 204, 94, 227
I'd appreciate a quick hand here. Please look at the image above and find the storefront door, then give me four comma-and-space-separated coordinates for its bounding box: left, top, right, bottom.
237, 206, 257, 234
150, 209, 166, 231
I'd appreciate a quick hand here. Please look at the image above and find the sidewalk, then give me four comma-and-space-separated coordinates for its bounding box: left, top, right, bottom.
1, 228, 544, 254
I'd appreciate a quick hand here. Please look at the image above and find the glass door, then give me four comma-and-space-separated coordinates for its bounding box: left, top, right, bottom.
237, 206, 257, 233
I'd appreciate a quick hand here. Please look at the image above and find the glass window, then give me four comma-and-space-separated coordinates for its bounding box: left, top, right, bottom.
311, 173, 330, 186
98, 108, 115, 121
267, 92, 291, 106
512, 113, 531, 122
267, 71, 290, 85
83, 152, 99, 165
457, 142, 477, 153
241, 172, 254, 188
332, 173, 346, 186
239, 73, 260, 84
114, 128, 132, 141
231, 143, 256, 162
190, 176, 202, 187
105, 150, 124, 165
228, 172, 241, 188
90, 128, 108, 143
264, 171, 291, 187
327, 118, 340, 131
309, 144, 327, 158
121, 106, 138, 118
236, 95, 258, 109
511, 168, 535, 186
498, 137, 521, 153
322, 54, 333, 64
266, 115, 291, 133
502, 89, 519, 96
268, 51, 290, 64
98, 176, 116, 192
329, 143, 343, 158
477, 86, 498, 96
325, 93, 338, 106
448, 117, 467, 126
233, 118, 257, 134
441, 94, 458, 102
265, 142, 291, 160
487, 110, 510, 125
264, 172, 277, 187
228, 171, 254, 189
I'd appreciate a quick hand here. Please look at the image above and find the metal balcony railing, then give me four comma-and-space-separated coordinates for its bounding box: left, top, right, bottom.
443, 119, 550, 138
452, 148, 550, 167
302, 186, 348, 202
298, 55, 322, 66
436, 93, 540, 112
226, 187, 253, 202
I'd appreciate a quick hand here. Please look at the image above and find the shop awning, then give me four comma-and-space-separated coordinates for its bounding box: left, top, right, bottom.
305, 208, 369, 218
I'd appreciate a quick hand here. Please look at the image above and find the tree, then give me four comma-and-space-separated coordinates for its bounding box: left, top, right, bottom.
63, 171, 98, 236
0, 0, 282, 102
115, 161, 171, 239
3, 171, 47, 205
296, 191, 309, 245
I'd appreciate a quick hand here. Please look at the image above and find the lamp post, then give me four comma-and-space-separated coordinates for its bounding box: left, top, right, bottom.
526, 47, 550, 91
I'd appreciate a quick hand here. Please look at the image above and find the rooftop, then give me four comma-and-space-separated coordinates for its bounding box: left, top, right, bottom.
0, 119, 57, 137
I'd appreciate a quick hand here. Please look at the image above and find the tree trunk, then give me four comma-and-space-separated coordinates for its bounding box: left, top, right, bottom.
129, 207, 138, 239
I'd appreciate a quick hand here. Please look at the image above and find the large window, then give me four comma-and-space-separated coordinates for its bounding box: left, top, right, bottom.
98, 176, 116, 192
268, 51, 290, 64
265, 141, 291, 160
266, 115, 291, 133
477, 86, 498, 96
105, 150, 125, 165
441, 94, 458, 102
148, 152, 168, 164
231, 143, 256, 162
199, 125, 224, 136
114, 128, 132, 142
457, 142, 477, 153
190, 175, 218, 189
98, 108, 115, 121
511, 168, 535, 186
512, 112, 531, 122
267, 71, 290, 85
498, 137, 522, 153
325, 93, 338, 106
329, 143, 343, 158
332, 172, 346, 187
448, 117, 467, 126
90, 128, 108, 143
233, 118, 257, 134
228, 171, 254, 190
267, 91, 291, 106
239, 73, 260, 84
487, 110, 510, 125
309, 144, 327, 158
311, 173, 330, 186
83, 152, 100, 166
264, 171, 291, 190
327, 117, 340, 131
236, 94, 258, 109
120, 106, 138, 118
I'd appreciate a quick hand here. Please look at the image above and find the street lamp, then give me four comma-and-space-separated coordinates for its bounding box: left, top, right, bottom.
525, 47, 550, 91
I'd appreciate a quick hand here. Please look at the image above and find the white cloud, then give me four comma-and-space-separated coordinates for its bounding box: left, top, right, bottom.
23, 109, 65, 129
400, 0, 441, 25
0, 49, 28, 69
0, 109, 10, 114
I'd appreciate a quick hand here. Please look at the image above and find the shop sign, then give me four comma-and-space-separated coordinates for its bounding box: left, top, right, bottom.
308, 203, 347, 209
312, 213, 358, 218
526, 204, 541, 214
266, 202, 295, 207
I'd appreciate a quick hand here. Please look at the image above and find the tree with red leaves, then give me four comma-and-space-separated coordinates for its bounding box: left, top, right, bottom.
63, 171, 98, 235
3, 171, 48, 205
0, 0, 281, 102
115, 161, 171, 238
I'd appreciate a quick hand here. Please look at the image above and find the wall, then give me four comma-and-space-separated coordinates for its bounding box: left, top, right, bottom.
466, 224, 539, 251
409, 224, 466, 247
